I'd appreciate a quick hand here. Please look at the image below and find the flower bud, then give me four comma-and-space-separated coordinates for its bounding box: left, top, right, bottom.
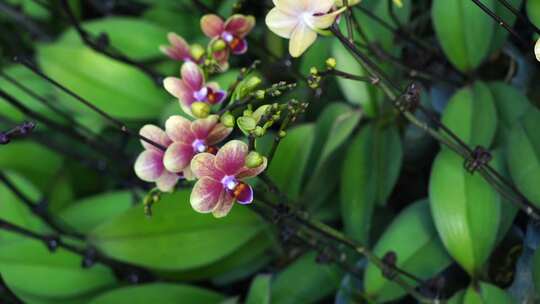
237, 116, 257, 134
278, 130, 287, 138
254, 126, 265, 137
244, 76, 262, 91
191, 102, 210, 118
245, 151, 264, 168
212, 39, 227, 52
220, 112, 235, 128
326, 57, 337, 69
254, 90, 266, 100
190, 44, 205, 61
310, 67, 318, 75
252, 105, 271, 121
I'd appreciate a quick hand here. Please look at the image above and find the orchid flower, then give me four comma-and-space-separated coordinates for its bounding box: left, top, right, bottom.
190, 140, 267, 218
163, 62, 227, 117
266, 0, 346, 57
163, 115, 232, 180
160, 33, 202, 63
534, 38, 540, 61
134, 125, 180, 192
201, 14, 256, 63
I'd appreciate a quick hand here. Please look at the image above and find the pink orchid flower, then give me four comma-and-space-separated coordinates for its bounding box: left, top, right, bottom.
163, 115, 233, 180
201, 14, 256, 61
190, 140, 267, 218
134, 125, 180, 192
163, 62, 227, 116
160, 33, 194, 62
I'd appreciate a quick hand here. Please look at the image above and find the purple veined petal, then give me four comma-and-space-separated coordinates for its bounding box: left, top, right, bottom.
190, 177, 224, 213
168, 33, 190, 54
230, 38, 248, 55
160, 45, 183, 61
139, 125, 171, 151
215, 140, 248, 175
237, 156, 268, 179
224, 15, 256, 38
212, 48, 230, 65
155, 170, 180, 192
234, 182, 253, 205
201, 14, 225, 38
212, 191, 235, 218
191, 153, 224, 180
163, 142, 195, 173
134, 150, 164, 182
181, 61, 204, 91
191, 115, 219, 139
163, 77, 194, 103
165, 115, 195, 143
207, 123, 233, 145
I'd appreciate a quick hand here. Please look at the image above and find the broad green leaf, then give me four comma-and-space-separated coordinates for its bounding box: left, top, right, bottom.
462, 282, 515, 304
300, 39, 332, 74
527, 0, 540, 28
89, 190, 265, 271
264, 124, 315, 200
0, 141, 62, 192
246, 274, 271, 304
89, 283, 224, 304
38, 43, 167, 119
58, 18, 168, 60
432, 0, 496, 71
429, 150, 501, 276
0, 239, 116, 301
47, 171, 75, 213
490, 0, 523, 52
143, 9, 200, 39
488, 82, 530, 145
318, 110, 362, 168
364, 199, 452, 303
506, 108, 540, 208
271, 252, 342, 304
533, 247, 540, 293
441, 82, 497, 148
332, 39, 380, 117
59, 191, 134, 234
341, 123, 402, 243
6, 0, 49, 19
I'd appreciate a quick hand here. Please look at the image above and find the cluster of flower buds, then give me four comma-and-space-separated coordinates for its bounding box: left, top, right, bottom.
307, 57, 337, 89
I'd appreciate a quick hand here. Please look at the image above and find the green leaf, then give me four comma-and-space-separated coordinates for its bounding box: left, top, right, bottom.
0, 239, 116, 301
432, 0, 496, 71
271, 252, 342, 304
143, 9, 200, 40
0, 141, 62, 192
341, 123, 403, 243
37, 43, 167, 119
429, 150, 501, 276
364, 199, 452, 303
490, 0, 523, 52
506, 107, 540, 208
89, 190, 265, 271
463, 282, 516, 304
263, 124, 315, 200
331, 40, 380, 117
246, 274, 271, 304
89, 283, 224, 304
441, 82, 498, 148
533, 247, 540, 293
488, 82, 530, 145
300, 39, 332, 74
527, 0, 540, 28
59, 191, 134, 234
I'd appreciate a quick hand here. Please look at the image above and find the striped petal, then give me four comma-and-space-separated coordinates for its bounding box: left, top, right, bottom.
139, 125, 170, 151
237, 156, 268, 179
207, 123, 233, 145
289, 22, 317, 57
224, 15, 255, 38
212, 191, 235, 218
156, 171, 180, 192
190, 177, 223, 213
201, 14, 225, 38
160, 32, 191, 61
165, 115, 195, 143
191, 153, 224, 180
134, 150, 164, 182
265, 7, 299, 39
163, 142, 194, 173
273, 0, 309, 15
181, 61, 204, 91
163, 77, 194, 104
215, 140, 248, 175
191, 115, 219, 139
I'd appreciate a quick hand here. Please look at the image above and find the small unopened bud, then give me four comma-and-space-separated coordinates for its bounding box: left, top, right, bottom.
220, 112, 235, 128
253, 126, 265, 137
190, 44, 205, 61
237, 117, 257, 133
310, 67, 318, 75
212, 39, 227, 52
326, 57, 337, 69
244, 76, 262, 91
254, 90, 265, 100
252, 105, 271, 121
278, 130, 287, 138
246, 151, 264, 168
191, 102, 211, 118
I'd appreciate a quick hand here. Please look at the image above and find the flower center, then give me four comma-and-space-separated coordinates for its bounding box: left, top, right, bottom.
193, 87, 208, 101
221, 175, 238, 191
221, 31, 234, 43
192, 139, 207, 153
301, 12, 316, 29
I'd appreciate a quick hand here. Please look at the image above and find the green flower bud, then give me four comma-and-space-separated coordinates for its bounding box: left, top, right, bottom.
278, 130, 287, 138
191, 102, 210, 118
245, 151, 264, 168
254, 126, 265, 137
244, 76, 262, 91
212, 39, 227, 52
220, 112, 235, 128
190, 44, 205, 61
254, 90, 266, 100
326, 57, 337, 69
310, 67, 318, 75
237, 116, 257, 134
252, 105, 271, 121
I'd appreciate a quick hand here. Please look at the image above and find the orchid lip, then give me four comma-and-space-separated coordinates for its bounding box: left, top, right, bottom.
221, 32, 234, 43
221, 175, 238, 191
193, 87, 209, 101
192, 139, 207, 153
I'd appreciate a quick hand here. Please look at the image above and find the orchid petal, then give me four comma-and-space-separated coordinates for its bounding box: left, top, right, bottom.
215, 140, 248, 175
191, 115, 219, 139
289, 22, 317, 57
163, 77, 194, 104
201, 14, 225, 38
224, 15, 255, 37
190, 177, 223, 213
163, 142, 194, 173
212, 192, 235, 218
273, 0, 308, 14
191, 153, 224, 180
307, 8, 345, 30
156, 171, 180, 192
231, 39, 248, 54
207, 124, 233, 145
237, 156, 268, 179
139, 125, 170, 151
265, 8, 299, 38
181, 61, 204, 91
165, 115, 195, 143
134, 150, 164, 182
308, 0, 336, 13
235, 183, 254, 205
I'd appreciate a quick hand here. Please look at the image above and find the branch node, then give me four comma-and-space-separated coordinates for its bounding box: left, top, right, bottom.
464, 146, 492, 173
